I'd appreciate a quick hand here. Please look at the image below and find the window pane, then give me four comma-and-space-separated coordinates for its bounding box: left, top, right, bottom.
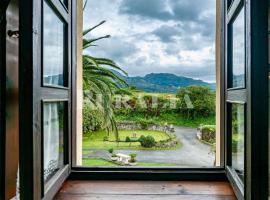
231, 103, 245, 182
232, 8, 245, 88
43, 102, 65, 183
43, 1, 65, 87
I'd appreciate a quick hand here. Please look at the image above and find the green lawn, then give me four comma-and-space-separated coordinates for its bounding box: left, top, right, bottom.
83, 130, 180, 150
82, 158, 177, 167
83, 158, 118, 166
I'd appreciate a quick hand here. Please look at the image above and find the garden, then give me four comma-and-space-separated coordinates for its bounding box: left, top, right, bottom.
83, 129, 181, 150
81, 20, 217, 167
82, 86, 217, 167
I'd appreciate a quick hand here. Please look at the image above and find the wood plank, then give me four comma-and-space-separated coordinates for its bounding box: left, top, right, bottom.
55, 194, 236, 200
54, 181, 236, 200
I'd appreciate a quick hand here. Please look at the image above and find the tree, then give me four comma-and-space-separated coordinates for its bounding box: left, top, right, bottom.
176, 86, 215, 119
83, 20, 128, 141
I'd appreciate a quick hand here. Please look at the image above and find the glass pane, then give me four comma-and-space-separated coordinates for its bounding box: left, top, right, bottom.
231, 103, 245, 182
43, 1, 65, 87
43, 102, 65, 183
231, 8, 245, 88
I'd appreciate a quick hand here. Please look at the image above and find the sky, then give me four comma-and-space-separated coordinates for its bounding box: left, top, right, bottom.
83, 0, 216, 83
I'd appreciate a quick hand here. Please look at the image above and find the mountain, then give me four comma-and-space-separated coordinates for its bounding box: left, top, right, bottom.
119, 73, 215, 93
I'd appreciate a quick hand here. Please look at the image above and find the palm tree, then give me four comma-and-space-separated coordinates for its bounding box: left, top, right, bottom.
83, 20, 128, 141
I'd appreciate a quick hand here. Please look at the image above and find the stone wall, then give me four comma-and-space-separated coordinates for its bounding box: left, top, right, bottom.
117, 121, 174, 133
117, 121, 142, 130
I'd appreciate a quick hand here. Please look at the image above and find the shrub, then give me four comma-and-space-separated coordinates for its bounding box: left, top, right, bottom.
83, 101, 104, 133
139, 135, 156, 148
129, 153, 137, 163
138, 135, 145, 142
125, 136, 131, 142
200, 125, 216, 144
177, 86, 215, 119
139, 120, 148, 130
103, 136, 109, 141
108, 148, 114, 154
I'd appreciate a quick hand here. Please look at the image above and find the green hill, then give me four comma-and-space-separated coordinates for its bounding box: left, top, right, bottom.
122, 73, 215, 93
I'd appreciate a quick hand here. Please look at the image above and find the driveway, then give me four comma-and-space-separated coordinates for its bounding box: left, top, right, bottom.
83, 126, 215, 167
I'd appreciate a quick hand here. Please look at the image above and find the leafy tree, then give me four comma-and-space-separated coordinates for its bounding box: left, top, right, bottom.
83, 20, 128, 141
83, 100, 104, 133
176, 86, 215, 119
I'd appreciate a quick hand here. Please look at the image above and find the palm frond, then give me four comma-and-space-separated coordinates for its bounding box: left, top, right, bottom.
83, 0, 88, 11
83, 35, 110, 50
82, 21, 129, 140
83, 20, 106, 36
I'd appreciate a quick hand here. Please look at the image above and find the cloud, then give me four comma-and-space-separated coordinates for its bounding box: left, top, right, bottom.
119, 0, 172, 21
83, 0, 216, 82
119, 0, 215, 22
84, 36, 138, 64
152, 25, 182, 42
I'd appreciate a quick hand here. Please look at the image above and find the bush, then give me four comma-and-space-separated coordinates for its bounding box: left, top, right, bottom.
83, 101, 104, 133
177, 86, 215, 119
103, 136, 109, 141
125, 136, 131, 142
129, 153, 137, 163
108, 148, 114, 154
139, 120, 149, 130
138, 135, 145, 142
200, 125, 216, 144
139, 135, 156, 148
113, 93, 171, 117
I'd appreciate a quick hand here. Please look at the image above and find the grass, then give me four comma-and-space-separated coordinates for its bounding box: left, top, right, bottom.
133, 91, 176, 98
83, 158, 118, 166
115, 113, 215, 128
83, 129, 181, 150
82, 158, 177, 167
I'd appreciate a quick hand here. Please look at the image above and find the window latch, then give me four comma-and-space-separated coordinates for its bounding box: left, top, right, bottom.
7, 30, 19, 38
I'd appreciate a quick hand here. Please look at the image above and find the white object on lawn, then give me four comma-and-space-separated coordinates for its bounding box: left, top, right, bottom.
116, 153, 131, 165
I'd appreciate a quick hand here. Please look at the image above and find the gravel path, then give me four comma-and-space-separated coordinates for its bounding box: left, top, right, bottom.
83, 126, 215, 167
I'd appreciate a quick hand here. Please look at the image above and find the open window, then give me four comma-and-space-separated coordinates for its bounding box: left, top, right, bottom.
19, 0, 73, 199
74, 0, 222, 170
224, 0, 268, 199
13, 0, 269, 199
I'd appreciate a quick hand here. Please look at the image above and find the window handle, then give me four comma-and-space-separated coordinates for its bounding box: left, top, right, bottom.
7, 30, 19, 38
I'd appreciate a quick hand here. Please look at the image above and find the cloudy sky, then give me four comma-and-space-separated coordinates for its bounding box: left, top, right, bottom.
84, 0, 216, 83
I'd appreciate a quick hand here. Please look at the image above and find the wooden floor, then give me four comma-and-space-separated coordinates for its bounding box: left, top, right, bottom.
54, 180, 236, 200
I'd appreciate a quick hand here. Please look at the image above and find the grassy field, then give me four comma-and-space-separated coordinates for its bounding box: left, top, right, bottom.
83, 129, 181, 150
82, 158, 177, 167
133, 91, 176, 98
116, 113, 215, 128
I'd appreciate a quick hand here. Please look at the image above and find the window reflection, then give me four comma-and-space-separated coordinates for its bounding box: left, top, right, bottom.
43, 1, 65, 87
232, 8, 245, 88
231, 103, 245, 182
